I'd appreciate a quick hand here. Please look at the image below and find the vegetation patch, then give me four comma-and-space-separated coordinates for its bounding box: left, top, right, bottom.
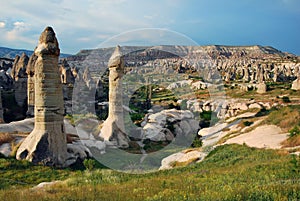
263, 105, 300, 131
0, 144, 300, 200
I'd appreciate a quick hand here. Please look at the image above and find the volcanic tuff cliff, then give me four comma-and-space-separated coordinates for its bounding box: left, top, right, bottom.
65, 45, 299, 83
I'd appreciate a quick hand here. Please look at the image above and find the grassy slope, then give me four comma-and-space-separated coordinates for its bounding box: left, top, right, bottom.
0, 144, 299, 201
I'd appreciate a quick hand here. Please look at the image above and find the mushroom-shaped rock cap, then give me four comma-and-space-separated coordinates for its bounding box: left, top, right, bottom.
35, 26, 60, 56
108, 45, 123, 68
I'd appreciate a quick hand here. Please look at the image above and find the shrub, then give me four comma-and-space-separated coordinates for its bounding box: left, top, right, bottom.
130, 113, 145, 123
289, 126, 300, 137
243, 121, 253, 127
83, 159, 96, 171
290, 154, 300, 174
282, 96, 291, 103
191, 136, 203, 148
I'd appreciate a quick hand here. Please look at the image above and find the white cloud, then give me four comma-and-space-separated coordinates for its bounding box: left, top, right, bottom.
5, 21, 33, 44
0, 22, 5, 28
0, 0, 184, 53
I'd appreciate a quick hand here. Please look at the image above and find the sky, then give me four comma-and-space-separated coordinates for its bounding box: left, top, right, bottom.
0, 0, 299, 55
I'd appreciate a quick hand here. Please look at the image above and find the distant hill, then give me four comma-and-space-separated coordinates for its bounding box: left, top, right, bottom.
0, 46, 72, 59
70, 45, 295, 61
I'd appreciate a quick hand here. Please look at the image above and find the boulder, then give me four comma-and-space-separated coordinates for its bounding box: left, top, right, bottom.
159, 150, 206, 170
291, 78, 300, 90
256, 82, 267, 94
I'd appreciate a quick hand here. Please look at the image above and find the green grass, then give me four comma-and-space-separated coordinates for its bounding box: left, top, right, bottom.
1, 144, 300, 200
263, 105, 300, 131
0, 155, 81, 190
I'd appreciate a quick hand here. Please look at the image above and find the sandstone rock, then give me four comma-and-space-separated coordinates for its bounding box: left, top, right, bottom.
291, 78, 300, 90
26, 53, 38, 116
232, 102, 248, 111
248, 103, 262, 109
0, 90, 4, 123
65, 143, 92, 166
159, 150, 206, 170
59, 59, 74, 84
142, 109, 199, 142
198, 123, 228, 137
11, 53, 29, 107
16, 27, 68, 167
32, 181, 61, 190
99, 46, 129, 148
256, 82, 267, 94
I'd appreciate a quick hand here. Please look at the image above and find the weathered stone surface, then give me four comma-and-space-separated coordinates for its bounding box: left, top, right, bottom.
256, 82, 267, 94
99, 46, 129, 148
26, 53, 38, 116
142, 109, 199, 142
0, 90, 4, 123
159, 150, 206, 170
10, 53, 29, 107
292, 78, 300, 90
59, 59, 74, 84
16, 27, 68, 167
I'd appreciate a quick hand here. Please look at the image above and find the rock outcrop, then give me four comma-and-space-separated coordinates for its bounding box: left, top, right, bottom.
10, 53, 29, 107
292, 78, 300, 90
291, 67, 300, 90
0, 90, 4, 123
99, 46, 129, 148
16, 27, 68, 167
26, 53, 38, 116
141, 109, 199, 142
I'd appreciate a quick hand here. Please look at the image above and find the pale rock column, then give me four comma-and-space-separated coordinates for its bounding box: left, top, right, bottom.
16, 27, 67, 167
256, 66, 267, 94
292, 66, 300, 90
99, 46, 129, 148
0, 90, 4, 123
26, 53, 38, 116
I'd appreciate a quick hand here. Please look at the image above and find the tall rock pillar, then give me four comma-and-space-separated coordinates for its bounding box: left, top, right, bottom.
99, 46, 129, 148
26, 53, 38, 116
16, 27, 67, 167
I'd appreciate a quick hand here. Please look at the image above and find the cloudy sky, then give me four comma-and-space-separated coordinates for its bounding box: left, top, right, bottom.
0, 0, 299, 55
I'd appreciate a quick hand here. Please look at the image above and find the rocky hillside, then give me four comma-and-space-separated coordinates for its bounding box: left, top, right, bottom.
0, 46, 71, 59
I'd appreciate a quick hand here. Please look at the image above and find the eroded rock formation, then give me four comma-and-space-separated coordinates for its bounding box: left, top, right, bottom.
26, 53, 38, 116
16, 27, 67, 167
99, 46, 129, 148
11, 53, 29, 107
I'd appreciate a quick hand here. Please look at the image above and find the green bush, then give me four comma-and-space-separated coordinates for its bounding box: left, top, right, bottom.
282, 96, 291, 103
83, 159, 96, 171
191, 136, 203, 148
289, 126, 300, 137
243, 121, 253, 127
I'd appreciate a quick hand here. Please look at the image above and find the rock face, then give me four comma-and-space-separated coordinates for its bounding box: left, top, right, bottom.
26, 53, 38, 116
256, 82, 267, 94
292, 78, 300, 90
16, 27, 68, 167
141, 109, 199, 142
0, 90, 4, 123
291, 68, 300, 90
11, 53, 29, 107
159, 150, 207, 170
99, 46, 129, 148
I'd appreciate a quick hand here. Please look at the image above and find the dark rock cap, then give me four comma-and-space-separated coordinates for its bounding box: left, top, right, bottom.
35, 26, 60, 56
108, 45, 123, 68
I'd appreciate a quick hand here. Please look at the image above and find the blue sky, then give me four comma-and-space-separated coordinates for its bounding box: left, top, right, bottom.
0, 0, 299, 55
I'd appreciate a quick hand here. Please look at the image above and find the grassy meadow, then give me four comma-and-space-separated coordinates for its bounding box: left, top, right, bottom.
0, 144, 300, 201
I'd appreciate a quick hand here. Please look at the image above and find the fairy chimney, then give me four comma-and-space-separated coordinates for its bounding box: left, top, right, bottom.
99, 46, 129, 148
16, 27, 67, 167
26, 53, 38, 116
